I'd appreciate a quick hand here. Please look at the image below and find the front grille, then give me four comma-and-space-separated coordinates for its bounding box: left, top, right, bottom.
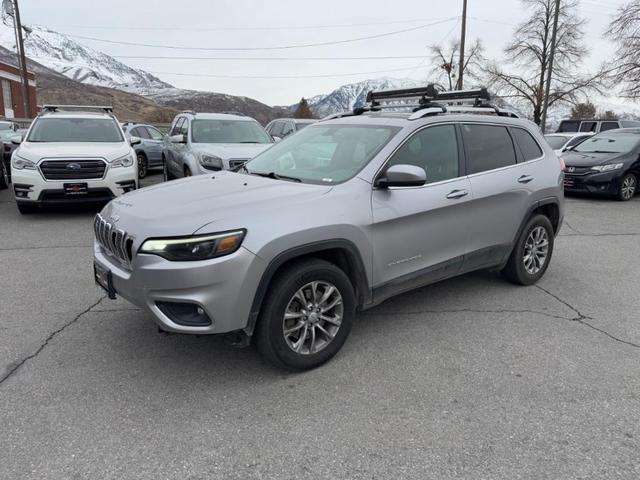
228, 158, 248, 170
564, 166, 593, 176
94, 213, 133, 268
40, 159, 107, 180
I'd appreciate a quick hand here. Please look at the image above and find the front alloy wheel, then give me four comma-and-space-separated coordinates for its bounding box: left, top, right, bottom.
137, 153, 147, 179
282, 281, 343, 355
619, 173, 637, 201
256, 258, 355, 371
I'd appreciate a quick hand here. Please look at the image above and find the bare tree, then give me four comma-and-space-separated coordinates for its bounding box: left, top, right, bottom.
606, 1, 640, 98
485, 0, 606, 126
570, 102, 596, 118
429, 39, 484, 91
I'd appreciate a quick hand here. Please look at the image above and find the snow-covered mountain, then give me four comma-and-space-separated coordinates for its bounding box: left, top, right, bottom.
292, 77, 423, 117
0, 24, 171, 92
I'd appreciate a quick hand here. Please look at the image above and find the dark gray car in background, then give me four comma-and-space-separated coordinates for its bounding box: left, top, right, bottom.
122, 122, 166, 178
266, 118, 316, 141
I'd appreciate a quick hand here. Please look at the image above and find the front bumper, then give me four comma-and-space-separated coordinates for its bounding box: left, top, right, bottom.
94, 243, 266, 335
563, 170, 622, 195
11, 166, 138, 205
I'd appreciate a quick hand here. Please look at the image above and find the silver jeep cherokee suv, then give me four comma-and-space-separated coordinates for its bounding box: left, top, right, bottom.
93, 86, 564, 371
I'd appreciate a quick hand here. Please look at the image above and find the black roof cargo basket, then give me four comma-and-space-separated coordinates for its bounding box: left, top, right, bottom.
321, 84, 518, 121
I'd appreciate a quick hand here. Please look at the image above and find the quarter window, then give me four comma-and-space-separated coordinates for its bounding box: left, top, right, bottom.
386, 125, 459, 183
511, 128, 542, 161
600, 122, 619, 132
579, 121, 597, 132
463, 124, 517, 174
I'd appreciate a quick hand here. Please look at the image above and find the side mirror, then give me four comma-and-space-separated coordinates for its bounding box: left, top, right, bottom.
376, 164, 427, 188
170, 134, 186, 144
272, 135, 282, 142
129, 136, 142, 146
11, 135, 22, 145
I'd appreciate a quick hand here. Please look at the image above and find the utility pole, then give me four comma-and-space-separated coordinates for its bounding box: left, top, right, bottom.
540, 0, 561, 133
457, 0, 468, 90
5, 0, 30, 117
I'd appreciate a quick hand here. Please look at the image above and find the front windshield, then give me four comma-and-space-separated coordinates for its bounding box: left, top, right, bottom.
573, 134, 640, 154
27, 118, 124, 142
191, 119, 272, 144
544, 135, 568, 149
245, 124, 400, 185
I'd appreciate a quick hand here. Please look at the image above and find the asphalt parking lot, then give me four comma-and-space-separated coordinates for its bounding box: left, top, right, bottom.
1, 173, 639, 480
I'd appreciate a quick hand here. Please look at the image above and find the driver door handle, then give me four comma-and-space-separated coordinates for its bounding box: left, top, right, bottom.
518, 175, 534, 184
446, 189, 469, 199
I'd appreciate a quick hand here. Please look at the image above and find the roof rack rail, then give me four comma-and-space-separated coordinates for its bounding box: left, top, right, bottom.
220, 111, 245, 116
181, 110, 196, 115
41, 105, 114, 114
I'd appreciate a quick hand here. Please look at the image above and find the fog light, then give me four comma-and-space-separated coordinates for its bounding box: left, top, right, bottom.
156, 301, 212, 326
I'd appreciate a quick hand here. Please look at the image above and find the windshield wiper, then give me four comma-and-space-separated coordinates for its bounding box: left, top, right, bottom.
250, 171, 302, 182
238, 141, 263, 144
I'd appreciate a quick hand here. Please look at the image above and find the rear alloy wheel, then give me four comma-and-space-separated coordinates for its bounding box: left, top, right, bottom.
137, 153, 148, 179
502, 214, 554, 285
256, 259, 355, 371
162, 156, 172, 181
618, 173, 637, 201
0, 160, 8, 190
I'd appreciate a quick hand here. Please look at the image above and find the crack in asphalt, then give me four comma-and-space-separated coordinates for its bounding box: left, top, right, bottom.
535, 285, 640, 349
0, 244, 93, 252
363, 308, 570, 322
0, 296, 106, 387
562, 220, 583, 235
559, 232, 639, 238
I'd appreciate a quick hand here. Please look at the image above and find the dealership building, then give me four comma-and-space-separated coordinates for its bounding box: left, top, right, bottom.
0, 60, 36, 119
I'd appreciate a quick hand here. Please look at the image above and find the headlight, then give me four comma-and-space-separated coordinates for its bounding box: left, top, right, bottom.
111, 154, 135, 168
591, 163, 624, 172
199, 154, 223, 171
139, 230, 246, 261
11, 154, 36, 170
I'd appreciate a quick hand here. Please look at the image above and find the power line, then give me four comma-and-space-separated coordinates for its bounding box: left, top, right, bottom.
112, 55, 429, 61
32, 18, 441, 31
146, 64, 428, 79
61, 18, 458, 51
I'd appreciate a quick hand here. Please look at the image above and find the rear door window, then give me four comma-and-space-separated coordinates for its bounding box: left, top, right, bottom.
557, 121, 580, 133
270, 121, 284, 137
462, 124, 517, 174
146, 126, 164, 140
511, 128, 543, 161
133, 127, 151, 139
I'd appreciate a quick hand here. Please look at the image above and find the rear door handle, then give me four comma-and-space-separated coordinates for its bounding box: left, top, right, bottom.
446, 189, 469, 199
518, 175, 534, 184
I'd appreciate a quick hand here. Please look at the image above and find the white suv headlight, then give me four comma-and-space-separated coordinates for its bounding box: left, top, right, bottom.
198, 153, 223, 171
591, 163, 624, 172
12, 154, 36, 170
111, 154, 135, 168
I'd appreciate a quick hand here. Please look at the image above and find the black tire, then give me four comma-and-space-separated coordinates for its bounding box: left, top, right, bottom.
163, 155, 173, 181
502, 214, 554, 286
0, 159, 8, 190
17, 203, 38, 214
255, 258, 355, 371
183, 165, 192, 177
618, 172, 637, 201
137, 152, 148, 179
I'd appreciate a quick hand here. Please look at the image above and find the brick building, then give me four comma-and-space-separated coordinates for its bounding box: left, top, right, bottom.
0, 60, 36, 119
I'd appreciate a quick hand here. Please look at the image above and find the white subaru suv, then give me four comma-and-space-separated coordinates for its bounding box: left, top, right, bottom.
11, 105, 139, 214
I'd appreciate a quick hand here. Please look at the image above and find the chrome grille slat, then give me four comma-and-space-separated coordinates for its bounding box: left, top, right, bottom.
94, 213, 132, 268
40, 159, 107, 180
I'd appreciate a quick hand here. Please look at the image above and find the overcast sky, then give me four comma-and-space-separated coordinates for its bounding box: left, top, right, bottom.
19, 0, 628, 105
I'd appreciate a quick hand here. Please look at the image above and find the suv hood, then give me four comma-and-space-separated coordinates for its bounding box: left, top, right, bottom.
101, 171, 332, 239
16, 141, 131, 163
192, 142, 272, 160
562, 150, 628, 167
